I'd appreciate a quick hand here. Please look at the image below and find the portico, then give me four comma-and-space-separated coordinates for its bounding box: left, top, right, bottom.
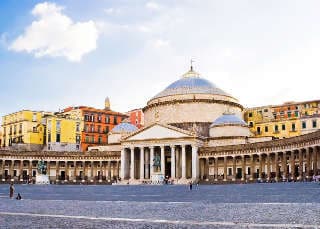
120, 123, 203, 183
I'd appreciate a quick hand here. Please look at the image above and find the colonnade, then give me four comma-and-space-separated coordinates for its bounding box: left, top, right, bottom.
199, 146, 319, 182
0, 159, 120, 183
120, 144, 199, 181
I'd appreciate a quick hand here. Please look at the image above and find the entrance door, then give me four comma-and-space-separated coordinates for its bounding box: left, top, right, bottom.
61, 171, 65, 180
165, 156, 171, 178
236, 168, 242, 179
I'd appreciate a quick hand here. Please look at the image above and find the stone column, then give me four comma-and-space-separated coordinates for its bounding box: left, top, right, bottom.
140, 147, 144, 180
291, 151, 295, 180
232, 157, 236, 181
259, 154, 263, 179
47, 161, 51, 180
266, 154, 271, 181
275, 153, 279, 182
82, 161, 89, 182
175, 147, 180, 178
223, 157, 228, 181
99, 161, 103, 182
192, 145, 199, 180
130, 147, 135, 179
242, 155, 246, 181
108, 161, 112, 181
10, 160, 14, 180
1, 160, 5, 181
160, 146, 165, 176
75, 161, 78, 181
55, 161, 59, 181
313, 147, 318, 176
214, 157, 218, 181
150, 147, 154, 179
65, 161, 69, 181
145, 148, 149, 179
91, 161, 94, 182
117, 161, 120, 179
181, 145, 186, 179
205, 158, 210, 181
19, 160, 23, 181
298, 149, 303, 180
306, 148, 310, 179
250, 155, 255, 181
282, 152, 287, 181
120, 148, 125, 180
171, 145, 176, 179
81, 161, 85, 181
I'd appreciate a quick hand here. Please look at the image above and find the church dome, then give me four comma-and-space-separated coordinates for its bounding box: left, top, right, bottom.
211, 113, 247, 127
152, 68, 231, 100
111, 122, 138, 133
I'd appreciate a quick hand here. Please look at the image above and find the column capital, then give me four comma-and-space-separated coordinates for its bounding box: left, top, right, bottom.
130, 147, 135, 151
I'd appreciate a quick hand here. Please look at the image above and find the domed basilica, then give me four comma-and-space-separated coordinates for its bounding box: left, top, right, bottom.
95, 66, 279, 184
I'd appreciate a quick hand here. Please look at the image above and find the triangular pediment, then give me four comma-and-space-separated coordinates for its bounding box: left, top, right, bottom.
124, 123, 193, 141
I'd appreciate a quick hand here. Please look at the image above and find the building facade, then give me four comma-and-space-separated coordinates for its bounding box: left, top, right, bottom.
44, 113, 82, 151
126, 108, 144, 129
245, 100, 320, 139
1, 110, 49, 150
62, 99, 128, 152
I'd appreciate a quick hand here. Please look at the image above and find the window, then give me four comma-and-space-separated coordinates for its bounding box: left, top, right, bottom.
282, 124, 286, 131
91, 125, 94, 132
302, 121, 306, 129
257, 127, 261, 134
275, 125, 279, 132
91, 136, 95, 143
76, 122, 80, 132
287, 112, 291, 118
114, 117, 118, 125
56, 133, 61, 142
14, 125, 17, 134
312, 120, 317, 128
85, 136, 89, 143
97, 125, 101, 133
105, 116, 110, 124
264, 109, 268, 112
76, 135, 81, 144
295, 111, 299, 117
56, 121, 61, 132
249, 122, 253, 127
48, 133, 51, 142
76, 145, 80, 150
265, 126, 269, 133
19, 124, 22, 133
98, 136, 102, 144
98, 115, 102, 122
292, 123, 296, 131
105, 126, 109, 133
248, 113, 253, 118
48, 120, 52, 131
228, 168, 232, 176
32, 113, 37, 122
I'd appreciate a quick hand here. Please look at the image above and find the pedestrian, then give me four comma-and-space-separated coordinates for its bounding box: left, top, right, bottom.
16, 193, 22, 200
9, 183, 15, 199
189, 181, 193, 190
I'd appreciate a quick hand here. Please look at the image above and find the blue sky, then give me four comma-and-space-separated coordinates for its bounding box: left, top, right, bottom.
1, 0, 320, 118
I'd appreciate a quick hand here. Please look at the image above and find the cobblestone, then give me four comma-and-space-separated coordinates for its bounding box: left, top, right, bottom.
0, 183, 319, 228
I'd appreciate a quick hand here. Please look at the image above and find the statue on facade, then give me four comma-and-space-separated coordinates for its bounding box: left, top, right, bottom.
153, 155, 161, 172
37, 160, 47, 175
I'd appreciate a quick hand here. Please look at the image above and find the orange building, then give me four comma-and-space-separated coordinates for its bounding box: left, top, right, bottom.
63, 98, 128, 151
126, 108, 144, 128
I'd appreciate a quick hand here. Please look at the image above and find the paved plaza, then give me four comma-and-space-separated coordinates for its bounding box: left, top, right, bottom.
0, 183, 320, 228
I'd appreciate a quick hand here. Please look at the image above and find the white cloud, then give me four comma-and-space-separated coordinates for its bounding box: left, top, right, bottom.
146, 2, 161, 11
9, 2, 99, 62
104, 8, 121, 15
152, 39, 170, 48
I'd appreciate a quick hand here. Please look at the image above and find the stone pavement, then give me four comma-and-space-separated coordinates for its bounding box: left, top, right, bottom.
0, 183, 319, 228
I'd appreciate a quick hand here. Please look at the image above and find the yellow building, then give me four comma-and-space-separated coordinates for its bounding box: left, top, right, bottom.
245, 100, 320, 139
44, 113, 82, 151
1, 110, 48, 150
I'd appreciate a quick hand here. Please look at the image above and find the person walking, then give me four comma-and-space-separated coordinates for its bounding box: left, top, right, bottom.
9, 183, 15, 199
189, 181, 193, 191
